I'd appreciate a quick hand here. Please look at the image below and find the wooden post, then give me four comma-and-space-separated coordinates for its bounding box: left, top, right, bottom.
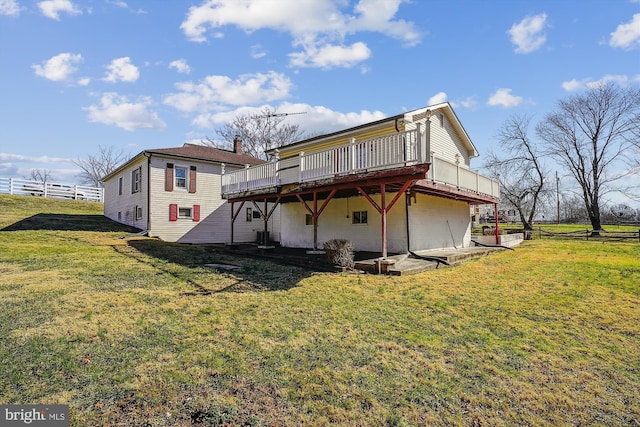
381, 183, 387, 258
263, 198, 269, 246
494, 202, 499, 244
313, 192, 318, 251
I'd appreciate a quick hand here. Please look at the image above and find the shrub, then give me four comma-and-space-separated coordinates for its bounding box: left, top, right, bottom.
323, 239, 355, 269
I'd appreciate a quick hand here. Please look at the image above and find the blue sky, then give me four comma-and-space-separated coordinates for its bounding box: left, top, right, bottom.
1, 0, 639, 206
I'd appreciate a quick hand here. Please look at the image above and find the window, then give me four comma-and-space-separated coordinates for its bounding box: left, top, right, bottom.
131, 168, 141, 193
175, 166, 187, 189
169, 204, 200, 222
246, 208, 253, 222
253, 210, 261, 219
118, 177, 123, 195
352, 210, 368, 224
118, 212, 122, 221
438, 113, 444, 127
305, 214, 313, 225
135, 205, 143, 220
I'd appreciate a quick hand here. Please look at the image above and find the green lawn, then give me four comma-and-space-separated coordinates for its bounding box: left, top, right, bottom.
1, 194, 639, 426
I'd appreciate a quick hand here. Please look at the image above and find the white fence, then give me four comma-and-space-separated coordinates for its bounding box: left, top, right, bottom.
0, 178, 103, 202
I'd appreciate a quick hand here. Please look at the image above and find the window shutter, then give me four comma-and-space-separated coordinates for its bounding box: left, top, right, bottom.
189, 166, 197, 193
193, 204, 200, 222
169, 203, 178, 221
138, 166, 142, 189
165, 163, 174, 192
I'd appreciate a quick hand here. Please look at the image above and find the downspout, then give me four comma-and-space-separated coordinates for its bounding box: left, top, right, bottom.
405, 190, 411, 253
144, 152, 151, 234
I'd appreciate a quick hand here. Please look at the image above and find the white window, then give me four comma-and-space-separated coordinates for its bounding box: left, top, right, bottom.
178, 207, 192, 219
175, 166, 187, 189
131, 169, 141, 193
352, 211, 368, 224
135, 205, 143, 220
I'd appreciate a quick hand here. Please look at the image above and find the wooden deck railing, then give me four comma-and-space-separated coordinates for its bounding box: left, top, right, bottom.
221, 128, 500, 199
299, 129, 420, 182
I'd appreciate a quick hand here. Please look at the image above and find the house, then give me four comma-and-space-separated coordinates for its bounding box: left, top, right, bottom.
102, 141, 279, 244
221, 102, 501, 257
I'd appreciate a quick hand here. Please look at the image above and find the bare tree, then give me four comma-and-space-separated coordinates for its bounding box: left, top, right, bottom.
484, 115, 549, 230
207, 107, 305, 160
74, 145, 128, 187
27, 169, 53, 183
536, 82, 640, 234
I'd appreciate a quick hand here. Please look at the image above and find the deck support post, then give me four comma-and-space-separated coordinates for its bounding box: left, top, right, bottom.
357, 180, 415, 259
251, 196, 282, 246
230, 201, 246, 244
295, 190, 337, 251
494, 202, 499, 244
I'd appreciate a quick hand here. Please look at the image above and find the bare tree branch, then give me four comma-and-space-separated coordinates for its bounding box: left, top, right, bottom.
74, 145, 129, 187
205, 106, 305, 160
484, 115, 549, 230
536, 82, 640, 232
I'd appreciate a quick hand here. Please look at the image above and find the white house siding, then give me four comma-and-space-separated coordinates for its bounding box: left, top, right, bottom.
147, 157, 278, 244
404, 114, 471, 167
279, 192, 471, 253
103, 157, 148, 230
279, 194, 409, 253
407, 194, 471, 250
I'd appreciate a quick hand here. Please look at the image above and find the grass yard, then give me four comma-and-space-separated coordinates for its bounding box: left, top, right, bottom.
1, 194, 639, 426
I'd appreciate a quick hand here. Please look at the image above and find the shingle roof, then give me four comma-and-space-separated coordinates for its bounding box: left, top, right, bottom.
102, 143, 264, 182
147, 143, 264, 166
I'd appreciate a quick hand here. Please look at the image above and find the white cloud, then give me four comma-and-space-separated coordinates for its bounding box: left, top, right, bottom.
609, 13, 640, 50
507, 13, 547, 54
192, 101, 387, 133
562, 74, 639, 91
32, 52, 83, 82
0, 153, 73, 163
38, 0, 81, 20
0, 0, 21, 15
428, 92, 448, 106
180, 0, 420, 69
487, 88, 523, 108
85, 92, 167, 131
250, 44, 267, 59
163, 71, 294, 113
289, 42, 371, 69
103, 57, 139, 83
169, 59, 191, 74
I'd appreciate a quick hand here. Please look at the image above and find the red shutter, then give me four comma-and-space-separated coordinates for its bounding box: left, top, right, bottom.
193, 204, 200, 222
169, 204, 178, 221
165, 163, 174, 192
189, 166, 197, 193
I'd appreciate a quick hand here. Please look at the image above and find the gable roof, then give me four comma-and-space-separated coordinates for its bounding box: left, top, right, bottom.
102, 143, 264, 182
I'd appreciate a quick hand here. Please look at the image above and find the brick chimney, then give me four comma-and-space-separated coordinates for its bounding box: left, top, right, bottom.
233, 135, 242, 154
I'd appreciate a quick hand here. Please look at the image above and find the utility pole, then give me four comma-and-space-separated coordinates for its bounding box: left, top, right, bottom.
556, 171, 560, 225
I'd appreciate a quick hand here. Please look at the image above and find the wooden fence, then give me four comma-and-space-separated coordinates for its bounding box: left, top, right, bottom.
0, 177, 103, 202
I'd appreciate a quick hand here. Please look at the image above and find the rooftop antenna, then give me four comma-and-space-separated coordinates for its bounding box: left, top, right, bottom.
253, 111, 307, 119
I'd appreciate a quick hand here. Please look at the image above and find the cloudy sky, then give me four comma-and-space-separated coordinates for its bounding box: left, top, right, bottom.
1, 0, 638, 205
